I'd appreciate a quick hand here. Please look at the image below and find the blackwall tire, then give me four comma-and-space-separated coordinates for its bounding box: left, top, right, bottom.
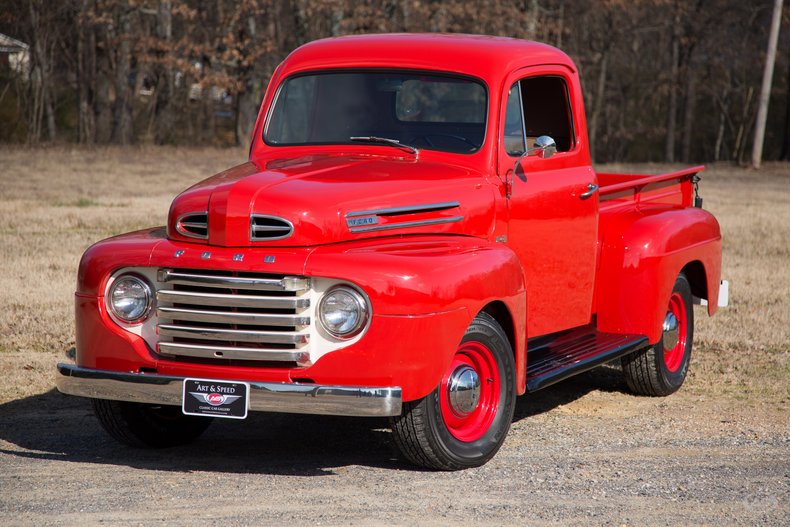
92, 398, 213, 448
622, 273, 694, 396
389, 312, 516, 470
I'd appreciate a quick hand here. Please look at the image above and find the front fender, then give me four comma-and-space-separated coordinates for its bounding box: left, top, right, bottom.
595, 206, 722, 342
305, 235, 527, 394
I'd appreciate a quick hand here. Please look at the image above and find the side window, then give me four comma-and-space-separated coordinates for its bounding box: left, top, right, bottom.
503, 75, 575, 157
503, 83, 526, 156
520, 76, 574, 152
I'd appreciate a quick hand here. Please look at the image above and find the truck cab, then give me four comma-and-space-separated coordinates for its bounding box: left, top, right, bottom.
57, 34, 724, 470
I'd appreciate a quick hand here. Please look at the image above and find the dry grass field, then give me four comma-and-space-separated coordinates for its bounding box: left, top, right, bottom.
1, 148, 787, 403
0, 147, 787, 525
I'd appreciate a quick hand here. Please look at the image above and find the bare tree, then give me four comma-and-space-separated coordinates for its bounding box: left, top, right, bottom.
752, 0, 784, 168
0, 0, 784, 160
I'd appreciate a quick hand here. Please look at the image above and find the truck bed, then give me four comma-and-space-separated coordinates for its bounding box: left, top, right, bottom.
597, 166, 704, 210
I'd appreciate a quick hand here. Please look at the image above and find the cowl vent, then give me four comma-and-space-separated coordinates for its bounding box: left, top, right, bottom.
176, 212, 208, 239
250, 215, 293, 241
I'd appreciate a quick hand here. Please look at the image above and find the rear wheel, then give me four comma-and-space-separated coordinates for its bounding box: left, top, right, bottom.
390, 312, 516, 470
622, 273, 694, 396
92, 398, 212, 448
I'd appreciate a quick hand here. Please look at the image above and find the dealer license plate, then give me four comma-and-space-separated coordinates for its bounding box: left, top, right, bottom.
182, 378, 249, 419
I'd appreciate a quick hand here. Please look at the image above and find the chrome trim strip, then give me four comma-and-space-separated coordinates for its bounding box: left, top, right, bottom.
345, 201, 460, 218
156, 307, 310, 327
156, 290, 309, 309
249, 214, 294, 241
158, 324, 309, 345
175, 211, 208, 240
157, 269, 310, 292
157, 342, 309, 362
56, 363, 402, 417
349, 216, 463, 234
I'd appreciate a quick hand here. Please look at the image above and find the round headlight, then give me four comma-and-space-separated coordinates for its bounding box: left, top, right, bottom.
318, 286, 369, 339
108, 274, 153, 323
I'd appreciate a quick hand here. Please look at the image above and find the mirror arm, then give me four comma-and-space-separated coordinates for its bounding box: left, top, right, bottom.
510, 135, 557, 193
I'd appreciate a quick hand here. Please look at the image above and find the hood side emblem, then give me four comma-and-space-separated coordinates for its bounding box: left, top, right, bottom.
346, 216, 379, 228
345, 201, 462, 234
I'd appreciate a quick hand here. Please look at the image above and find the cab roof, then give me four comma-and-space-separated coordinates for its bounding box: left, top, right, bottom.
278, 33, 576, 82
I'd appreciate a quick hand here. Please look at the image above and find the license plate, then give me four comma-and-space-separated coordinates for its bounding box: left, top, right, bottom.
182, 378, 249, 419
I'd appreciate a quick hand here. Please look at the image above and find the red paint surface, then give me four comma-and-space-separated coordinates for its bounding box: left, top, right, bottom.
440, 340, 501, 442
74, 34, 722, 402
664, 292, 688, 372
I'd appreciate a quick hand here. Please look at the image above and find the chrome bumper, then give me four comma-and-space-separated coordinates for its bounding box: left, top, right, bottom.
56, 363, 402, 417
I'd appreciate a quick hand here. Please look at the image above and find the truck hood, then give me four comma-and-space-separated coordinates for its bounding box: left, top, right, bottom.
167, 154, 497, 247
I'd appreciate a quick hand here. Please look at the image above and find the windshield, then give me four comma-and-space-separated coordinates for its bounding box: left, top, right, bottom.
265, 71, 487, 154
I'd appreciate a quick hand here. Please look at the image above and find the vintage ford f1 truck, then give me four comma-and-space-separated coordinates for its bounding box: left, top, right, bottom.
57, 34, 725, 470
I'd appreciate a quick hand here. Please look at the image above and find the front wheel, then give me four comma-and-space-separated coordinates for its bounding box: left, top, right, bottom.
622, 272, 694, 396
389, 312, 516, 470
92, 398, 213, 448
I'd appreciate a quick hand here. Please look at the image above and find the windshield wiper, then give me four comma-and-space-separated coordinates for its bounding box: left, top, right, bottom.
350, 136, 419, 155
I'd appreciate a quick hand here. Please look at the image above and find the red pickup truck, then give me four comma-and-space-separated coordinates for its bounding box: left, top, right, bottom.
57, 34, 725, 470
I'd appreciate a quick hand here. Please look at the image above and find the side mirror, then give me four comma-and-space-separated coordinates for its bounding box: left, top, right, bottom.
508, 135, 557, 199
527, 135, 557, 159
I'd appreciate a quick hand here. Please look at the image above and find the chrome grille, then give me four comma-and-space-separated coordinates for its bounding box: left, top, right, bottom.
250, 214, 293, 241
176, 212, 208, 239
155, 268, 311, 365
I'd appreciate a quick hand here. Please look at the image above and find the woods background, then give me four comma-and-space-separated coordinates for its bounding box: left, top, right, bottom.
1, 0, 788, 163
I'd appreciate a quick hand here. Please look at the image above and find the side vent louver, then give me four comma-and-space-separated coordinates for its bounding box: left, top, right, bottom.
176, 212, 208, 239
250, 215, 293, 241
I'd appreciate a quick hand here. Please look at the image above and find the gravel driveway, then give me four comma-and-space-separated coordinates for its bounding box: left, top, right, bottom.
1, 363, 785, 526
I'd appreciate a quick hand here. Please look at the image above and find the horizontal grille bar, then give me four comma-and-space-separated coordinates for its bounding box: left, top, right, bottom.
158, 324, 308, 345
158, 342, 310, 363
157, 307, 309, 327
155, 268, 312, 366
157, 290, 309, 310
158, 269, 310, 292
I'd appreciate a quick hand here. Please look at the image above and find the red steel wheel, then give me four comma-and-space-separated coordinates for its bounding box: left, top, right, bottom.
389, 312, 516, 470
439, 341, 501, 442
662, 292, 688, 373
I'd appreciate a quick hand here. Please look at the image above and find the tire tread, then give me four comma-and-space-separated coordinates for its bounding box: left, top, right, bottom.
621, 273, 693, 397
389, 312, 514, 470
92, 398, 211, 448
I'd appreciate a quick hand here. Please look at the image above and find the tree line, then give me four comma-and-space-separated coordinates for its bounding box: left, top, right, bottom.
0, 0, 787, 163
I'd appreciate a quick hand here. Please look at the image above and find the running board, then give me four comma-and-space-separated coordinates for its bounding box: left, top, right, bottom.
526, 329, 649, 392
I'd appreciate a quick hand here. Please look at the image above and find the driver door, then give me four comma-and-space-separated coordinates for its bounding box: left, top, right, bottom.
498, 66, 599, 337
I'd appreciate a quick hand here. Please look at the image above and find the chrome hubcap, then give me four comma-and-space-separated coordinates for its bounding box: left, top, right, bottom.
663, 312, 679, 350
447, 366, 481, 416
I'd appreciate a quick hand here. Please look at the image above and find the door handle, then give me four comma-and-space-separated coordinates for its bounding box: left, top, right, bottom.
580, 183, 599, 200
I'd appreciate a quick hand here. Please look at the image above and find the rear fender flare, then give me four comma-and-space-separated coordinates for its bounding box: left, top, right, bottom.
595, 207, 722, 343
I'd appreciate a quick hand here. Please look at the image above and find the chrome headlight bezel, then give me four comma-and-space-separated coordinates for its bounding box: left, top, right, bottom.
105, 273, 154, 325
317, 285, 370, 339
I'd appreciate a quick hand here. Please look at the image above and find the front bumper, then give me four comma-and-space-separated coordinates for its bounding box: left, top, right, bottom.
56, 363, 402, 417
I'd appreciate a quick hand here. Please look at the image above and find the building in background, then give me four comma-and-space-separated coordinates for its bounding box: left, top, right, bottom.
0, 33, 29, 78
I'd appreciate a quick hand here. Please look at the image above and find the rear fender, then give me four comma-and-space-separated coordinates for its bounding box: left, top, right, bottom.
595, 206, 722, 343
305, 236, 528, 394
